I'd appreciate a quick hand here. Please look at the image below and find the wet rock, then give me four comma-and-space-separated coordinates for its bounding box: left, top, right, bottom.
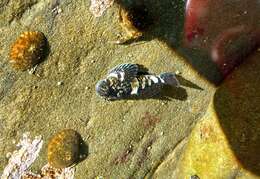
176, 51, 260, 178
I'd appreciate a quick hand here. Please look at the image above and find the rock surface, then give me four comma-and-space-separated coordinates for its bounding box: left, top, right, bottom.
154, 51, 260, 179
0, 0, 259, 178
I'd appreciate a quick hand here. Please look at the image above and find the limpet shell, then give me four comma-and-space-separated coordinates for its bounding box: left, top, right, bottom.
119, 4, 152, 39
47, 129, 81, 169
9, 31, 47, 71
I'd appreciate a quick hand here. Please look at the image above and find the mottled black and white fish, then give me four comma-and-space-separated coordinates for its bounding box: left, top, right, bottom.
95, 63, 180, 100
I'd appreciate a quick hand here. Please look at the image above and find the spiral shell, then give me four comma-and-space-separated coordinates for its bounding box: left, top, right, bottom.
9, 31, 47, 71
47, 129, 81, 169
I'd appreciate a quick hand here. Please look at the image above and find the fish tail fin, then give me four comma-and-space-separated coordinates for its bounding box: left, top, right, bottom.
159, 73, 180, 87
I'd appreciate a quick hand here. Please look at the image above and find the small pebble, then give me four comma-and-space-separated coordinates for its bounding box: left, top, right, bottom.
95, 176, 104, 179
12, 139, 16, 144
175, 70, 181, 75
161, 102, 166, 105
57, 81, 64, 86
28, 65, 38, 75
57, 8, 62, 14
6, 152, 12, 158
160, 131, 164, 136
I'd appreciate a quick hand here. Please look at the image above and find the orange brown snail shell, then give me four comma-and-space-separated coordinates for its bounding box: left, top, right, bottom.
47, 129, 81, 169
9, 31, 47, 71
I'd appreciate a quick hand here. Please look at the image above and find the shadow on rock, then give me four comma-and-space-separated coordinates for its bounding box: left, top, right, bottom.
214, 51, 260, 175
153, 86, 188, 101
159, 85, 187, 101
107, 85, 188, 101
77, 136, 89, 163
176, 75, 203, 90
43, 35, 51, 60
125, 85, 188, 101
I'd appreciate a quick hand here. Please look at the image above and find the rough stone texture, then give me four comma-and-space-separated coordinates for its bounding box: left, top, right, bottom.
0, 0, 259, 178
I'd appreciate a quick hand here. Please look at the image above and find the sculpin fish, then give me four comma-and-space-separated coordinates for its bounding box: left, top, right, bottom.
96, 63, 180, 100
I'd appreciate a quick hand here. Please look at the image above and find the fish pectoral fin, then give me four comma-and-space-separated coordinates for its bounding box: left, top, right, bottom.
108, 63, 139, 81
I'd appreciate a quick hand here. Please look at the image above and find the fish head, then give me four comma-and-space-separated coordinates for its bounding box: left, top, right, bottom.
95, 79, 116, 100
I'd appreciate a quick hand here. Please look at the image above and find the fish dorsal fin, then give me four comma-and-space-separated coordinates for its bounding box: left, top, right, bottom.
108, 63, 139, 81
